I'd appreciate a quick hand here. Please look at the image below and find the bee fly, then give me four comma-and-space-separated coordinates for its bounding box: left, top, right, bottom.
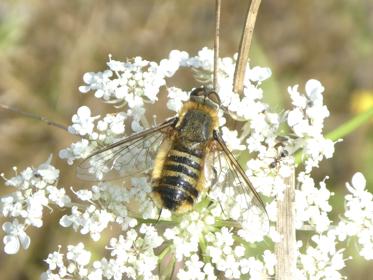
78, 87, 267, 216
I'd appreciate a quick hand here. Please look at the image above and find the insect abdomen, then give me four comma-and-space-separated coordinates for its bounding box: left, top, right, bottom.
152, 143, 204, 213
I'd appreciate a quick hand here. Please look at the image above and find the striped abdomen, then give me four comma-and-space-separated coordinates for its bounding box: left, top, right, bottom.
152, 143, 205, 213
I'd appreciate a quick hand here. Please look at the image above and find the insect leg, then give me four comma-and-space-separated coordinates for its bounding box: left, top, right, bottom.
156, 208, 163, 224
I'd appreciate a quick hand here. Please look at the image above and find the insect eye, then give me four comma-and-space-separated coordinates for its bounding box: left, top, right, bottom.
207, 91, 221, 105
190, 87, 206, 97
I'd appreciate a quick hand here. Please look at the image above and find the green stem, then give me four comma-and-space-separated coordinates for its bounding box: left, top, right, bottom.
194, 197, 211, 212
326, 107, 373, 141
158, 245, 175, 280
214, 218, 242, 229
134, 217, 178, 226
168, 257, 176, 280
158, 245, 171, 260
295, 108, 373, 164
199, 235, 211, 263
233, 235, 261, 255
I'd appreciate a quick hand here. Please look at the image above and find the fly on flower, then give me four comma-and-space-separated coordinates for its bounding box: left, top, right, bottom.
78, 87, 268, 222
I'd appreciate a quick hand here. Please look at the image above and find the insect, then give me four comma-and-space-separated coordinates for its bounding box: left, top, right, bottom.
269, 150, 289, 169
269, 136, 290, 169
78, 87, 267, 217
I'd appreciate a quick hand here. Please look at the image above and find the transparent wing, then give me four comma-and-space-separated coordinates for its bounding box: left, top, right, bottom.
77, 118, 176, 181
211, 130, 269, 232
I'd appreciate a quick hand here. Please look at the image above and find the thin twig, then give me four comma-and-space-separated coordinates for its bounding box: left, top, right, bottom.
275, 168, 296, 280
233, 0, 262, 95
0, 103, 69, 131
213, 0, 221, 91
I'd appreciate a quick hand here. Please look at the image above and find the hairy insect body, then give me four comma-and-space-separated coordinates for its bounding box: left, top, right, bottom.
151, 101, 219, 213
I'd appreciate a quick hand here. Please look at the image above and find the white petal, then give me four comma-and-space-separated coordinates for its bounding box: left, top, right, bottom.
94, 89, 104, 98
78, 86, 91, 93
287, 109, 304, 127
82, 72, 94, 84
169, 49, 189, 62
2, 221, 13, 233
77, 106, 91, 118
76, 190, 93, 201
38, 168, 59, 183
19, 232, 31, 249
115, 87, 128, 99
305, 79, 324, 101
3, 235, 20, 254
249, 66, 272, 82
107, 59, 125, 72
110, 122, 125, 134
351, 172, 366, 191
279, 165, 293, 178
77, 250, 91, 266
322, 139, 335, 158
59, 215, 73, 227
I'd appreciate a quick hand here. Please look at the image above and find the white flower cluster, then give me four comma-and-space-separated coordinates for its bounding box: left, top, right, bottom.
295, 172, 333, 233
297, 233, 347, 280
205, 228, 276, 279
164, 210, 214, 261
79, 56, 166, 105
1, 48, 372, 279
1, 156, 70, 254
58, 177, 157, 241
287, 80, 335, 173
334, 172, 373, 260
59, 107, 128, 165
295, 172, 373, 279
41, 225, 163, 280
41, 243, 92, 280
163, 210, 276, 279
105, 225, 163, 279
60, 205, 114, 241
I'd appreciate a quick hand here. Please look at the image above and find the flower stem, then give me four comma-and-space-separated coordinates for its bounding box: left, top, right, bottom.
158, 245, 171, 260
295, 108, 373, 164
326, 107, 373, 141
233, 0, 262, 94
194, 197, 211, 212
214, 218, 241, 229
233, 236, 264, 254
199, 235, 211, 263
275, 168, 296, 280
135, 217, 178, 226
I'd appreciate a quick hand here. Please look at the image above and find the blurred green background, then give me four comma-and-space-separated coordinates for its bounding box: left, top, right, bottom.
0, 0, 372, 279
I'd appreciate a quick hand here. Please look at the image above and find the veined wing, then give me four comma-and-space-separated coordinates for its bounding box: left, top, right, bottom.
77, 118, 177, 181
211, 130, 269, 231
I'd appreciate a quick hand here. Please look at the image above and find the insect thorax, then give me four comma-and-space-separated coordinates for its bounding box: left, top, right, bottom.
178, 109, 213, 143
177, 99, 219, 142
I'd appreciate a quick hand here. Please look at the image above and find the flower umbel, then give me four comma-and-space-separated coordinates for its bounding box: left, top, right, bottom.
1, 49, 372, 279
1, 156, 70, 255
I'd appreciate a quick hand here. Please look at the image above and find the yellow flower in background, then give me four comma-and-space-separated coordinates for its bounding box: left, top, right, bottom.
351, 90, 373, 114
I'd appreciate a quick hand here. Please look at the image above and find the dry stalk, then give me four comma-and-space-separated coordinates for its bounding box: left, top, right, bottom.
213, 0, 222, 91
0, 103, 68, 131
233, 0, 262, 95
275, 168, 296, 280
